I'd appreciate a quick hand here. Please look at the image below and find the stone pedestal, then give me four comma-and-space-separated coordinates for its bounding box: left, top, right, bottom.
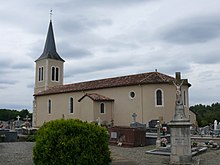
168, 121, 192, 165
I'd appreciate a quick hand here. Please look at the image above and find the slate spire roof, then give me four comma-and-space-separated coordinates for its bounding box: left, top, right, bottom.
35, 20, 65, 62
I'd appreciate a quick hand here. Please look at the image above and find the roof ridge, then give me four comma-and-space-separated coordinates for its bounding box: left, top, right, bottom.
156, 71, 166, 81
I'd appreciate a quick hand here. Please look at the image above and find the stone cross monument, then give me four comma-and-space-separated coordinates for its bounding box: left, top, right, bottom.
214, 120, 218, 130
131, 113, 137, 123
168, 72, 192, 164
17, 115, 20, 121
156, 120, 161, 148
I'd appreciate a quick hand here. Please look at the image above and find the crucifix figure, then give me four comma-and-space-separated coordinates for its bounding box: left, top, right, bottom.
132, 113, 137, 123
172, 72, 188, 121
173, 72, 184, 104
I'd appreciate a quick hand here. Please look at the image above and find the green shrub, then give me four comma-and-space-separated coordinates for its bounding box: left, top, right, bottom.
33, 119, 111, 165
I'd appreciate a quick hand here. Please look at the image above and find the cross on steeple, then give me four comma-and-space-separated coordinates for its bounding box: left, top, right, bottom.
50, 9, 53, 21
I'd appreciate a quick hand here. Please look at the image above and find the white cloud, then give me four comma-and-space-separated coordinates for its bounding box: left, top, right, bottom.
0, 0, 220, 111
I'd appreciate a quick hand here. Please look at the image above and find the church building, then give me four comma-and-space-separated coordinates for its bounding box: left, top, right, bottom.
33, 20, 196, 127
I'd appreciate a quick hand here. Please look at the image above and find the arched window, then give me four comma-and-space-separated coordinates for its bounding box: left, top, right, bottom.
56, 67, 59, 81
51, 66, 59, 82
51, 67, 55, 81
155, 89, 164, 107
69, 97, 74, 114
38, 66, 44, 81
48, 99, 52, 114
100, 103, 105, 114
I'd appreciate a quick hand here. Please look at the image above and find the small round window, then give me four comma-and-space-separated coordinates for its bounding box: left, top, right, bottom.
129, 91, 135, 99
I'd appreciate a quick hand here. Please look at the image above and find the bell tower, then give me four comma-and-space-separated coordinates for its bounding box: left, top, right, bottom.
34, 18, 65, 94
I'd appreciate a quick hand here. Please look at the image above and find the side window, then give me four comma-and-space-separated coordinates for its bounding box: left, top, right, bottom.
48, 99, 52, 114
51, 66, 55, 81
100, 103, 105, 114
38, 67, 44, 81
51, 66, 59, 82
129, 91, 136, 99
56, 67, 59, 81
155, 89, 164, 107
69, 97, 74, 114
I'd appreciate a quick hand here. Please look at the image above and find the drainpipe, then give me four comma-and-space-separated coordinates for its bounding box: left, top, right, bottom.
139, 84, 144, 123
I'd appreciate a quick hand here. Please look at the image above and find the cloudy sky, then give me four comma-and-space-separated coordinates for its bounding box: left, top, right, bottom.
0, 0, 220, 111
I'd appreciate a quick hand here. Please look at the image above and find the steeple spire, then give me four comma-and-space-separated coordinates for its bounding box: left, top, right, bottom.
35, 16, 65, 62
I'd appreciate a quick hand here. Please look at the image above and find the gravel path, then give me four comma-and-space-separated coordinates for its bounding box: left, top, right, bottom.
110, 145, 170, 165
0, 142, 220, 165
110, 145, 220, 165
0, 142, 34, 165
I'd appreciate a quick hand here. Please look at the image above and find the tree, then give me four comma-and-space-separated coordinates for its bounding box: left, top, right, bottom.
190, 102, 220, 127
0, 109, 32, 121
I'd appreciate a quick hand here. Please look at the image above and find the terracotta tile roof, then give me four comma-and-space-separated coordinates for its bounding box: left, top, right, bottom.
35, 71, 181, 96
78, 93, 114, 102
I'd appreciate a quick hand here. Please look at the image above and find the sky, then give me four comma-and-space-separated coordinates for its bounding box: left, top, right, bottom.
0, 0, 220, 111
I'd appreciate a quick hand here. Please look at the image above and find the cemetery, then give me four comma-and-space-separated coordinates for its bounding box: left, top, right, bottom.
108, 73, 220, 164
0, 115, 37, 142
0, 74, 220, 164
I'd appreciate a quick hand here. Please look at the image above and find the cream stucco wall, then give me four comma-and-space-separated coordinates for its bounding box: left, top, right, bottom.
79, 96, 94, 122
93, 101, 113, 123
34, 83, 195, 127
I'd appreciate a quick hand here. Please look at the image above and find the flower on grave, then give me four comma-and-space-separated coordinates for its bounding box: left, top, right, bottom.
0, 134, 6, 138
161, 138, 168, 145
191, 140, 198, 147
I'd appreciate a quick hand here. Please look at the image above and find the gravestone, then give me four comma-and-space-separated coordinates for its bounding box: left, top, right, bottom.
216, 123, 220, 130
168, 72, 192, 164
214, 120, 217, 130
203, 126, 210, 135
130, 113, 146, 128
15, 115, 22, 128
131, 113, 137, 123
214, 121, 220, 136
96, 117, 102, 126
149, 119, 159, 128
23, 115, 31, 128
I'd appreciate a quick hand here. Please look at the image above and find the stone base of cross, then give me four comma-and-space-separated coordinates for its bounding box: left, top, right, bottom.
156, 120, 161, 148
